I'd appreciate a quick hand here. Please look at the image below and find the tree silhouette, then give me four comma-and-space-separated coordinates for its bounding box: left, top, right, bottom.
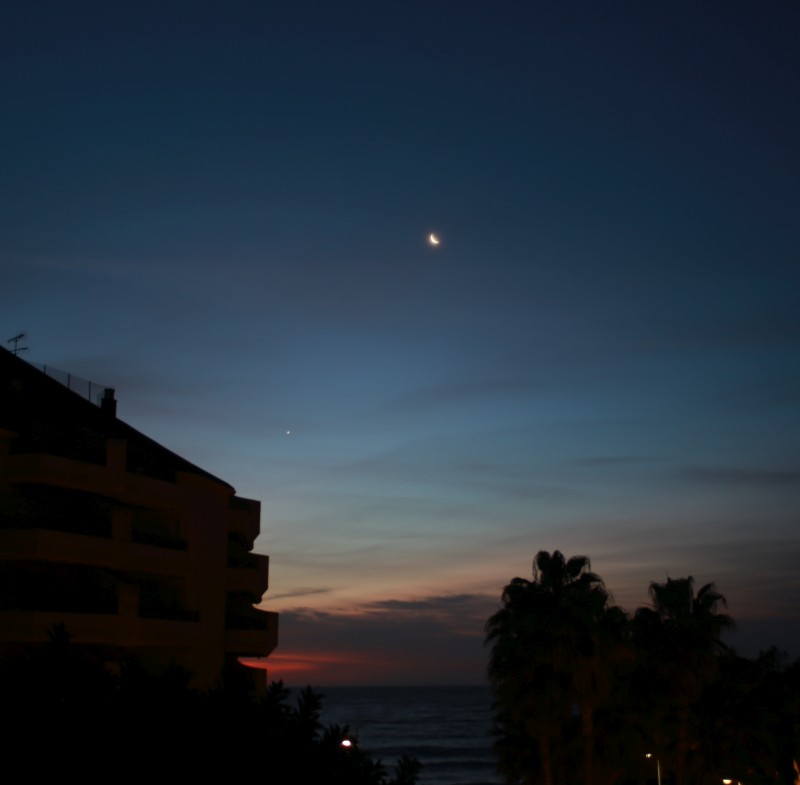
483, 559, 797, 785
633, 577, 734, 785
0, 626, 421, 784
486, 551, 626, 785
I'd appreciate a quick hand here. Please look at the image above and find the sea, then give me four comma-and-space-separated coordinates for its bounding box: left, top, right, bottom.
318, 685, 501, 785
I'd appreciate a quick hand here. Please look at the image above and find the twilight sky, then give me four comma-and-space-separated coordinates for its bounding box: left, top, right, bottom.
2, 1, 799, 685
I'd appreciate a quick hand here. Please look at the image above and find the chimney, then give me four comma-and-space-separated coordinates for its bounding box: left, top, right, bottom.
100, 387, 117, 418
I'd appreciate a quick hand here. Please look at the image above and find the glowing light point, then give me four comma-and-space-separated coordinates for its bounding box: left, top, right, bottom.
340, 739, 353, 748
428, 233, 440, 246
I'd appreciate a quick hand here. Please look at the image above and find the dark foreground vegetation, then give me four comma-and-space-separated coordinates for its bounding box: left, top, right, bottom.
486, 551, 800, 785
0, 624, 420, 784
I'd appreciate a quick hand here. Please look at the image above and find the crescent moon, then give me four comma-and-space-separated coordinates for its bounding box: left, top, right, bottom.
429, 233, 440, 245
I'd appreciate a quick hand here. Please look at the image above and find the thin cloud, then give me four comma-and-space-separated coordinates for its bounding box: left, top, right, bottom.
363, 593, 496, 615
682, 467, 800, 486
9, 254, 143, 278
386, 379, 541, 414
278, 593, 499, 645
269, 587, 333, 600
570, 455, 663, 467
265, 595, 499, 685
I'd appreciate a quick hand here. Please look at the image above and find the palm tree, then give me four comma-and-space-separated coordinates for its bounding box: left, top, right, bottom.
633, 577, 734, 785
648, 577, 733, 648
486, 574, 562, 785
486, 551, 625, 785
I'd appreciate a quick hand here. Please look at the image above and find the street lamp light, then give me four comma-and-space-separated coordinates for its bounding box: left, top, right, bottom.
645, 753, 662, 785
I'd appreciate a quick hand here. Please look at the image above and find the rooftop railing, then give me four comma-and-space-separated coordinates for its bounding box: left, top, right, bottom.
29, 362, 110, 406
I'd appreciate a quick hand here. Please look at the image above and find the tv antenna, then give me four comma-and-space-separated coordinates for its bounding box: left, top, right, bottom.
7, 332, 28, 356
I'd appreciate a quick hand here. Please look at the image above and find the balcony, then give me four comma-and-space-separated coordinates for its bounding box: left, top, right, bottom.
0, 609, 203, 648
227, 496, 261, 548
224, 609, 278, 658
0, 528, 190, 575
138, 580, 198, 623
0, 483, 112, 538
226, 554, 269, 600
0, 562, 117, 615
8, 420, 106, 466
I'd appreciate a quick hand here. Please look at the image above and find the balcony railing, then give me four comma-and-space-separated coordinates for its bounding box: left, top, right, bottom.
132, 530, 188, 551
138, 605, 200, 623
225, 609, 271, 630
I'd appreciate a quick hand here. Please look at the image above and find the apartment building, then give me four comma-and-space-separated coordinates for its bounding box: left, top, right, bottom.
0, 347, 277, 688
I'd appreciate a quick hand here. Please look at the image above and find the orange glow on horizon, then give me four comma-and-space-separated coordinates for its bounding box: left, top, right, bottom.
240, 649, 410, 686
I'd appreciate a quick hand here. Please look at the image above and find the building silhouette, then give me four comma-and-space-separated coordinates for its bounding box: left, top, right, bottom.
0, 347, 277, 688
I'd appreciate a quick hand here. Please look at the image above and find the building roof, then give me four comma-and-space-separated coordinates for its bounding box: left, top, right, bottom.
0, 347, 233, 491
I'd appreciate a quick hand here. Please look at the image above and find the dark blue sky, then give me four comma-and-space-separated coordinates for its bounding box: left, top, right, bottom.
2, 1, 799, 684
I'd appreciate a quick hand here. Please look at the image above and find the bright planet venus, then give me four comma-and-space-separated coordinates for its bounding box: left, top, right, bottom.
428, 233, 440, 246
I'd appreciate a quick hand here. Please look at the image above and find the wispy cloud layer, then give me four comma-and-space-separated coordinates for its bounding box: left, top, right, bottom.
263, 593, 498, 685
